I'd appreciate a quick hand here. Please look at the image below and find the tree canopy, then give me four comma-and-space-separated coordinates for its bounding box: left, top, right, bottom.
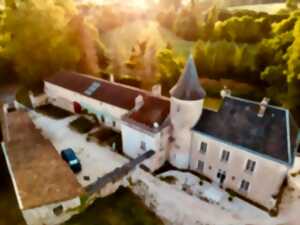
0, 0, 108, 86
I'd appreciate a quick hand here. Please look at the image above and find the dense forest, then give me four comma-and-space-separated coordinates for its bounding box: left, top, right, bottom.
0, 0, 300, 120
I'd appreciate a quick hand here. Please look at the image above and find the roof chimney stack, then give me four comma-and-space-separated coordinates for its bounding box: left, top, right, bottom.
152, 84, 162, 96
134, 95, 144, 110
110, 74, 115, 83
220, 86, 232, 98
258, 97, 270, 118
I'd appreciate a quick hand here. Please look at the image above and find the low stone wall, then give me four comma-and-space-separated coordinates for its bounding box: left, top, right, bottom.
130, 169, 208, 225
22, 197, 81, 225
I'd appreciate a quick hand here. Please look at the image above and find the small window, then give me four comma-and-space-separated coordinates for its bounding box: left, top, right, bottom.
101, 115, 105, 123
140, 141, 146, 151
197, 160, 204, 172
112, 121, 116, 127
221, 150, 230, 162
200, 142, 207, 154
240, 180, 250, 193
53, 205, 63, 216
176, 105, 180, 112
245, 160, 256, 173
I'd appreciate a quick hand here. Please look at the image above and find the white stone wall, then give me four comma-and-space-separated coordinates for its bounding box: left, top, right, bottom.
121, 123, 169, 171
45, 82, 128, 130
190, 132, 289, 210
169, 97, 204, 169
29, 93, 48, 108
22, 197, 81, 225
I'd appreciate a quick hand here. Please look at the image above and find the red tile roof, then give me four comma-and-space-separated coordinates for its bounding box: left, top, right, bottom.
45, 71, 170, 130
128, 96, 170, 128
4, 110, 84, 209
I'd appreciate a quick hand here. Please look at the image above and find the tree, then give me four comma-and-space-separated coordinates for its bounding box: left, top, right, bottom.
272, 14, 298, 34
173, 8, 199, 41
156, 48, 183, 95
3, 0, 80, 85
214, 16, 271, 43
286, 19, 300, 82
157, 7, 176, 30
158, 0, 182, 11
286, 0, 298, 10
194, 40, 263, 83
68, 15, 109, 75
286, 19, 300, 107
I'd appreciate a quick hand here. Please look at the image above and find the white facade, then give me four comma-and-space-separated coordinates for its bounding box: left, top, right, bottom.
45, 81, 168, 171
190, 132, 289, 210
45, 82, 128, 130
169, 97, 204, 169
121, 122, 170, 171
22, 198, 81, 225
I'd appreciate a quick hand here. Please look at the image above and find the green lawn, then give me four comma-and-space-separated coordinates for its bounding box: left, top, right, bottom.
63, 188, 164, 225
229, 3, 286, 14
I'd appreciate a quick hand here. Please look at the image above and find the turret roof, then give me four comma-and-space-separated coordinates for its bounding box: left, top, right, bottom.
170, 55, 206, 101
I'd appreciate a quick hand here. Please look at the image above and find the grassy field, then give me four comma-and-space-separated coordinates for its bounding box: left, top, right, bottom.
229, 3, 286, 14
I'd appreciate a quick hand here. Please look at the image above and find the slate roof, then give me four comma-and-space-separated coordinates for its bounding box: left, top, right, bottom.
3, 110, 84, 210
45, 71, 170, 131
193, 96, 299, 166
170, 55, 206, 101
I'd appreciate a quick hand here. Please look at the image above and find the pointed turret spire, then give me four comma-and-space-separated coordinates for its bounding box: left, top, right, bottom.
170, 55, 206, 101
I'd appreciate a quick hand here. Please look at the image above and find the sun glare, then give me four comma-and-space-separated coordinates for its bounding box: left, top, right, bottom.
83, 0, 157, 9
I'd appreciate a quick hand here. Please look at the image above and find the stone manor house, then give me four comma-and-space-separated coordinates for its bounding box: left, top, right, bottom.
42, 56, 300, 212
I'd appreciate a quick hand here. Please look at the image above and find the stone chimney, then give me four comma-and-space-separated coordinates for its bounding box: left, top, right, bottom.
152, 84, 162, 96
134, 95, 144, 110
110, 74, 115, 83
258, 97, 270, 118
220, 86, 232, 98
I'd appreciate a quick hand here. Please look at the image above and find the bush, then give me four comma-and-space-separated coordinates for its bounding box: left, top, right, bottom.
159, 175, 177, 184
37, 104, 71, 119
69, 116, 96, 133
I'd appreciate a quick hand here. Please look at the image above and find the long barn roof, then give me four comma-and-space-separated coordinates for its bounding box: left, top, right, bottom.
3, 110, 84, 210
45, 71, 170, 132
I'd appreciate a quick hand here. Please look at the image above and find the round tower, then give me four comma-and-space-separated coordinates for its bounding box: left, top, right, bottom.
168, 55, 206, 169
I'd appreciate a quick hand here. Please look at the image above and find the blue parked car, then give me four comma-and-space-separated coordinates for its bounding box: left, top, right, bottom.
61, 148, 82, 174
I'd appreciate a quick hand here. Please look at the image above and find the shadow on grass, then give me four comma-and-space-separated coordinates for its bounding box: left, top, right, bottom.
63, 187, 164, 225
